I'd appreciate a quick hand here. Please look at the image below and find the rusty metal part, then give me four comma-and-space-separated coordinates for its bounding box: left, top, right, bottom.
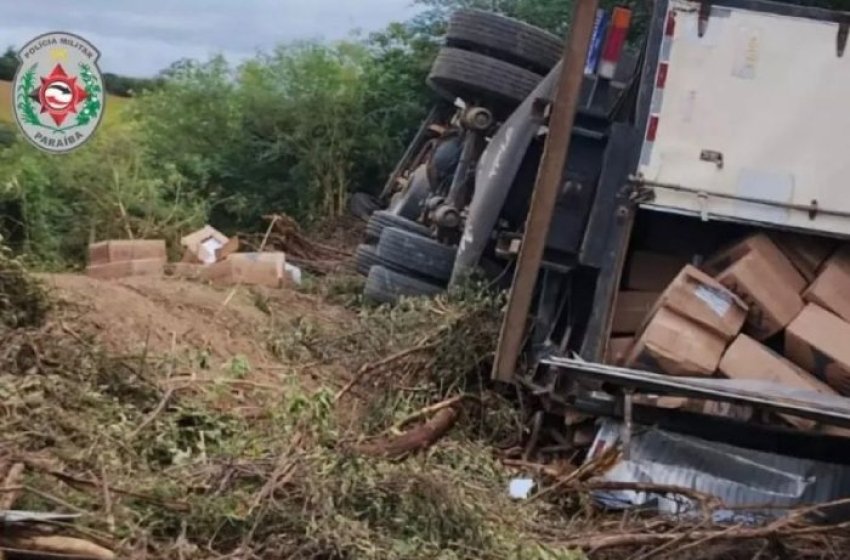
433, 205, 461, 229
492, 0, 601, 382
461, 106, 494, 131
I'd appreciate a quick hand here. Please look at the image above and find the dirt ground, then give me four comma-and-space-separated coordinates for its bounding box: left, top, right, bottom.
42, 273, 348, 355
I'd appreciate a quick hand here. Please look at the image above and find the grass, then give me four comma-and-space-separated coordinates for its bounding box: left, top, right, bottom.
0, 79, 129, 125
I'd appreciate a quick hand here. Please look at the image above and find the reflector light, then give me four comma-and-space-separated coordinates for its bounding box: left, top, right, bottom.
656, 62, 669, 89
598, 7, 632, 80
646, 115, 660, 142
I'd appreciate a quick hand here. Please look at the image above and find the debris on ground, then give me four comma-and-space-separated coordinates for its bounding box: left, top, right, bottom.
240, 214, 355, 276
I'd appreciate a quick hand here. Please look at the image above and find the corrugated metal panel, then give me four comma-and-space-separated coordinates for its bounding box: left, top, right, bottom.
591, 420, 850, 521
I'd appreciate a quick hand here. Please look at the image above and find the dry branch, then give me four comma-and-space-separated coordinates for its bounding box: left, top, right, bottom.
0, 462, 25, 509
334, 341, 438, 402
3, 535, 115, 560
354, 406, 461, 459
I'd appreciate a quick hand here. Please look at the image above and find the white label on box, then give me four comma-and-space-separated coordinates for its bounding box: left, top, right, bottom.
694, 285, 733, 317
199, 237, 225, 265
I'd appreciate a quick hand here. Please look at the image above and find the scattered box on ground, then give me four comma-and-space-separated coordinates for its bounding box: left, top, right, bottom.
605, 336, 634, 365
88, 240, 166, 265
86, 258, 165, 280
626, 307, 728, 377
771, 231, 836, 282
647, 265, 747, 341
803, 246, 850, 323
181, 225, 236, 265
625, 251, 691, 291
204, 252, 287, 288
715, 248, 804, 340
612, 292, 659, 335
719, 334, 835, 429
785, 304, 850, 396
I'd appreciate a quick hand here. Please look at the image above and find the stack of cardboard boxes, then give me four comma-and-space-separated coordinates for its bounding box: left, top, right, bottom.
86, 240, 167, 279
607, 232, 850, 429
86, 226, 293, 289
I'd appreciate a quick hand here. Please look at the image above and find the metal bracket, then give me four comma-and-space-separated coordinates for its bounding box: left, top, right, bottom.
622, 390, 634, 460
838, 23, 849, 58
698, 1, 712, 38
700, 149, 724, 169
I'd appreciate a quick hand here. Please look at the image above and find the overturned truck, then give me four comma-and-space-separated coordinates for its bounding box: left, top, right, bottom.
355, 0, 850, 512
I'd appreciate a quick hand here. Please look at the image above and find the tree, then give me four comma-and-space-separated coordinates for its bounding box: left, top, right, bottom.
0, 47, 19, 81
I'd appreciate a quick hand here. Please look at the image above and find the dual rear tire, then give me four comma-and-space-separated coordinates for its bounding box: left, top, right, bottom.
356, 220, 458, 304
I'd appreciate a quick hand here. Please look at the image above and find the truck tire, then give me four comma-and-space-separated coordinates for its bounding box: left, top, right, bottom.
377, 227, 457, 283
365, 265, 443, 305
366, 211, 431, 243
354, 244, 408, 277
447, 9, 562, 73
428, 48, 543, 112
355, 244, 380, 276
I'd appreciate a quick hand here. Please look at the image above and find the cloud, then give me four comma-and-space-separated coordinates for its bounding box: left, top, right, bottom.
1, 0, 420, 76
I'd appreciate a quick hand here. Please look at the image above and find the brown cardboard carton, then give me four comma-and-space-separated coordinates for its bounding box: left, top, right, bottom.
720, 334, 836, 429
646, 265, 747, 341
716, 252, 804, 340
704, 233, 806, 293
605, 336, 634, 365
181, 225, 231, 265
88, 240, 166, 265
86, 258, 165, 280
626, 251, 691, 291
634, 394, 702, 411
612, 292, 659, 334
803, 247, 850, 323
204, 252, 286, 288
215, 236, 241, 262
626, 308, 727, 377
771, 232, 836, 282
786, 304, 850, 396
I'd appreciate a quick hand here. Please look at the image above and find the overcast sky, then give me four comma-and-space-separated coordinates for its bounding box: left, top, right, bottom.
1, 0, 420, 77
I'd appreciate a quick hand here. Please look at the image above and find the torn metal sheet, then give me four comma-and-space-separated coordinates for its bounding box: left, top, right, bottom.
588, 420, 850, 523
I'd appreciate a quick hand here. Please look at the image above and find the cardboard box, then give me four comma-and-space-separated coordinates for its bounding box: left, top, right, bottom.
606, 336, 634, 365
716, 251, 804, 340
803, 247, 850, 323
626, 251, 691, 292
646, 265, 747, 341
771, 232, 836, 282
626, 307, 727, 377
786, 304, 850, 396
204, 252, 286, 288
704, 233, 806, 293
612, 292, 659, 334
88, 240, 166, 265
634, 394, 702, 411
181, 225, 232, 265
86, 258, 165, 280
719, 334, 836, 429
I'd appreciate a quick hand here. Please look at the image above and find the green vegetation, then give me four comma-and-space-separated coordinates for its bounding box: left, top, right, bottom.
0, 260, 586, 558
0, 16, 438, 267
